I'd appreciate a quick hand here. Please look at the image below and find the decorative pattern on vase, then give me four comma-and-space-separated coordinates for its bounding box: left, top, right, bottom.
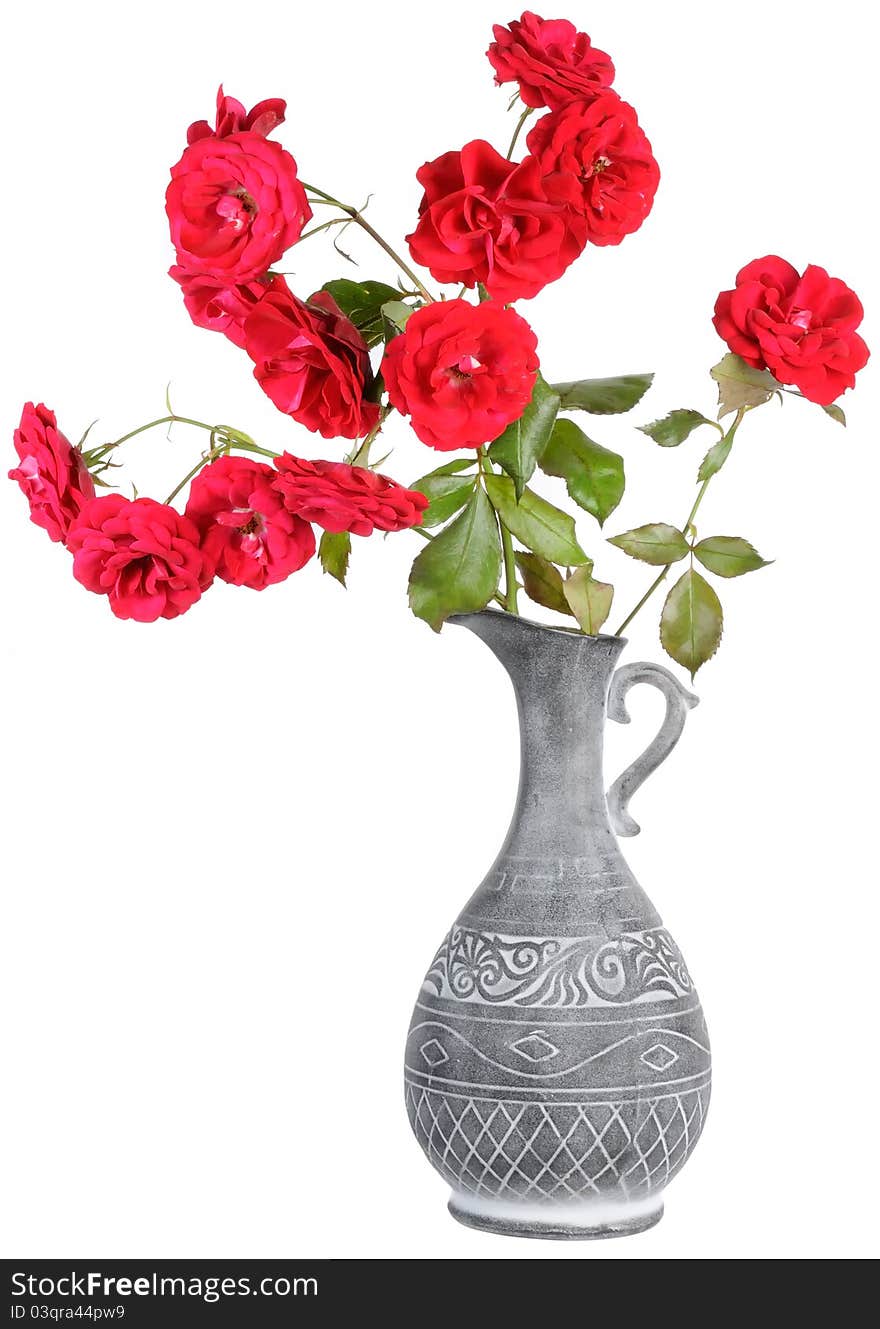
405, 1084, 710, 1201
423, 924, 692, 1008
406, 916, 711, 1204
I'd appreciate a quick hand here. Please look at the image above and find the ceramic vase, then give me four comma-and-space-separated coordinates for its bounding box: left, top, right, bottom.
405, 610, 710, 1240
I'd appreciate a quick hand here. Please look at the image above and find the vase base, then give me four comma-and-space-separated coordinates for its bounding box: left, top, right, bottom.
447, 1191, 664, 1241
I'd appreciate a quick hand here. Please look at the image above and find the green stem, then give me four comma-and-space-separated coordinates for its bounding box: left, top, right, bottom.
506, 106, 533, 160
87, 414, 211, 459
500, 520, 519, 614
347, 404, 394, 468
298, 216, 351, 242
83, 413, 279, 507
615, 567, 670, 637
164, 448, 225, 506
477, 447, 518, 615
301, 181, 435, 304
612, 406, 747, 636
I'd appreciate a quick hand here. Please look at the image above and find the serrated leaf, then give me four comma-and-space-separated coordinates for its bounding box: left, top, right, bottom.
638, 409, 718, 447
551, 373, 653, 415
484, 474, 589, 565
320, 279, 403, 348
710, 353, 780, 418
822, 402, 846, 426
318, 530, 351, 586
608, 522, 689, 566
408, 487, 501, 631
514, 552, 574, 616
380, 299, 415, 342
488, 374, 560, 499
409, 463, 477, 529
697, 433, 733, 481
660, 569, 723, 678
693, 535, 771, 578
563, 567, 614, 635
539, 418, 625, 526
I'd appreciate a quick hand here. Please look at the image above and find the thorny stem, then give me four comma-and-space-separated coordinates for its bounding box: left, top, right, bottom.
347, 404, 394, 469
301, 182, 435, 304
613, 406, 748, 636
506, 106, 534, 160
82, 413, 279, 508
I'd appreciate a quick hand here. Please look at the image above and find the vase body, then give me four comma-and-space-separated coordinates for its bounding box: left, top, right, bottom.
405, 611, 710, 1239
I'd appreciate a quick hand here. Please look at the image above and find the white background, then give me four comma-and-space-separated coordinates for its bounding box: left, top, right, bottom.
1, 0, 877, 1261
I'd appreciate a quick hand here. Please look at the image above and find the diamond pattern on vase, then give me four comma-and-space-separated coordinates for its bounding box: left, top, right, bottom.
508, 1032, 560, 1063
639, 1043, 678, 1072
405, 1084, 709, 1200
419, 1038, 449, 1068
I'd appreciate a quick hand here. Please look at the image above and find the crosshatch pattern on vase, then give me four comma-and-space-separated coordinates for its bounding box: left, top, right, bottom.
405, 1084, 710, 1200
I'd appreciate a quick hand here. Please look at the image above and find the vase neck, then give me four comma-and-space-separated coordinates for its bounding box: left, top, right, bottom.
453, 612, 624, 858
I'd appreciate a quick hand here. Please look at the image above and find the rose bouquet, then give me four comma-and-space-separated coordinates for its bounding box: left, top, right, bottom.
10, 12, 868, 676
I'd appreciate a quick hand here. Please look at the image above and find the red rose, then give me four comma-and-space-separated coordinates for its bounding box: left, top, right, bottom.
713, 257, 870, 405
272, 456, 428, 536
169, 266, 283, 348
187, 85, 286, 145
487, 11, 614, 111
527, 94, 659, 246
67, 495, 212, 622
9, 402, 96, 544
382, 299, 539, 450
184, 455, 315, 590
166, 132, 311, 283
244, 284, 380, 440
407, 140, 586, 302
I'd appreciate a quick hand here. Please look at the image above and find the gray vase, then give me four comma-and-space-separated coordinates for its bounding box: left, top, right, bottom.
405, 610, 710, 1240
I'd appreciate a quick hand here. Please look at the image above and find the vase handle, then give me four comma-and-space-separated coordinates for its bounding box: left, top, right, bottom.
606, 663, 699, 837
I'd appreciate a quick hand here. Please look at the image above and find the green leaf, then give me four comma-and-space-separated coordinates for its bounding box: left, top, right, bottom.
693, 535, 771, 578
551, 373, 654, 415
638, 409, 719, 447
539, 418, 625, 526
408, 487, 501, 631
697, 433, 733, 481
488, 374, 560, 500
318, 530, 351, 586
562, 567, 614, 635
822, 402, 846, 426
514, 551, 574, 617
484, 474, 589, 565
320, 280, 403, 348
710, 353, 780, 418
380, 299, 415, 341
608, 522, 689, 565
660, 569, 723, 678
410, 459, 477, 529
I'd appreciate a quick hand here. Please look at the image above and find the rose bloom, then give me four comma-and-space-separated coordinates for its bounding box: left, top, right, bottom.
185, 455, 315, 590
67, 495, 213, 622
272, 455, 428, 537
9, 402, 96, 543
244, 284, 380, 440
169, 267, 283, 348
713, 256, 870, 405
487, 11, 614, 111
527, 93, 659, 246
382, 300, 539, 450
166, 132, 312, 283
407, 140, 586, 302
187, 85, 286, 145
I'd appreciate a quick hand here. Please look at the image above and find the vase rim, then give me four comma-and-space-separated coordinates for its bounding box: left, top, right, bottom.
449, 606, 627, 646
